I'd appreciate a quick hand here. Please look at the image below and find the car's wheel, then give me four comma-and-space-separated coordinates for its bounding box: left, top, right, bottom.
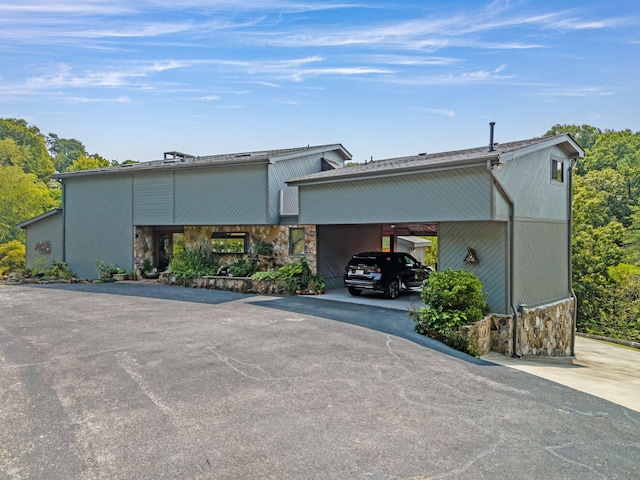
385, 278, 400, 299
348, 287, 362, 296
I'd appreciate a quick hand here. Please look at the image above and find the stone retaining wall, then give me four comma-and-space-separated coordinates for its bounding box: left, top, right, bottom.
462, 298, 574, 357
519, 298, 574, 356
159, 273, 286, 295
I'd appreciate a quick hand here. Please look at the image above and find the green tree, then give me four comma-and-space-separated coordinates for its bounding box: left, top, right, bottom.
67, 154, 111, 171
0, 240, 26, 275
0, 165, 57, 243
545, 124, 602, 150
46, 134, 87, 172
581, 129, 640, 174
0, 118, 54, 181
626, 206, 640, 264
573, 169, 633, 227
572, 221, 625, 332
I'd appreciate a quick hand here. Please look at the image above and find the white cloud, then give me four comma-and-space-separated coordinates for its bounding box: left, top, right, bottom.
423, 108, 455, 117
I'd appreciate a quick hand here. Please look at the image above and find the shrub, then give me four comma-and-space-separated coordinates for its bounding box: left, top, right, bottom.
278, 258, 312, 294
411, 269, 488, 355
251, 271, 280, 281
48, 262, 74, 280
254, 240, 274, 256
0, 240, 26, 275
96, 261, 119, 282
228, 258, 258, 277
169, 245, 218, 280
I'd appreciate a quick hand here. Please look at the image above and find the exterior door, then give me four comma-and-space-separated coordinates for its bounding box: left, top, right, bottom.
155, 230, 183, 272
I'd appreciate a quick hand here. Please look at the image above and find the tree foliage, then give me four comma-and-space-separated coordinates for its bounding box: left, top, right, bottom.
0, 165, 57, 243
67, 154, 111, 172
47, 133, 87, 172
0, 118, 54, 181
547, 125, 640, 341
0, 240, 26, 275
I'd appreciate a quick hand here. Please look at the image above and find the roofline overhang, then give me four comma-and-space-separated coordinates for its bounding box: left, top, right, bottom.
16, 208, 63, 229
52, 157, 271, 180
271, 144, 352, 162
286, 155, 497, 186
498, 135, 584, 163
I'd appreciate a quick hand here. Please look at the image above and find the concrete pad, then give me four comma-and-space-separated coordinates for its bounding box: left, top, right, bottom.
300, 286, 423, 312
484, 336, 640, 412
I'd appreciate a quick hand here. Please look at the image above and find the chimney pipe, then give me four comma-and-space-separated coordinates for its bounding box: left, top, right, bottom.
488, 122, 495, 152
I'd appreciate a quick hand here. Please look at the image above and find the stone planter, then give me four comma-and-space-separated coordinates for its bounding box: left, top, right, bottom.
112, 273, 129, 281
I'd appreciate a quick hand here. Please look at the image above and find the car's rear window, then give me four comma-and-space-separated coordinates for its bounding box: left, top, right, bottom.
349, 255, 388, 266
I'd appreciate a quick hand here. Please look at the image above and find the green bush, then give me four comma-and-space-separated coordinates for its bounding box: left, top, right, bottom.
0, 240, 26, 275
251, 271, 280, 281
228, 258, 258, 277
48, 262, 74, 280
411, 269, 488, 355
169, 245, 218, 280
96, 261, 119, 282
278, 258, 312, 294
254, 240, 274, 256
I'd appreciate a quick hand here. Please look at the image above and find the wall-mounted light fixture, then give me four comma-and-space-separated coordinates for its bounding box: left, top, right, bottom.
464, 247, 479, 264
491, 159, 504, 171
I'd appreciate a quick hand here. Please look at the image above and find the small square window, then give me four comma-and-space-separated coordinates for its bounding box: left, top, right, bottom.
290, 228, 305, 256
551, 158, 564, 183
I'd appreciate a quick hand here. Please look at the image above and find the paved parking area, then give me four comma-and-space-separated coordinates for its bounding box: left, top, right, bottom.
1, 283, 639, 479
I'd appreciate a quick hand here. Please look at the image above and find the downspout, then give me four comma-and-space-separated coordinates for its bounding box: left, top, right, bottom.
489, 167, 520, 357
59, 179, 66, 263
568, 158, 578, 357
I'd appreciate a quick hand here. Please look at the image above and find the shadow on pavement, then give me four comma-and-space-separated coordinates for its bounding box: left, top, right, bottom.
17, 281, 495, 366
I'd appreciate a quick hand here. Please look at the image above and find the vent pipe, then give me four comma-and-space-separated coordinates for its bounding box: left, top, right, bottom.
488, 122, 496, 152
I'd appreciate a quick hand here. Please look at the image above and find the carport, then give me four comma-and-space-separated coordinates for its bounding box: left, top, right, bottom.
286, 132, 583, 356
287, 149, 511, 315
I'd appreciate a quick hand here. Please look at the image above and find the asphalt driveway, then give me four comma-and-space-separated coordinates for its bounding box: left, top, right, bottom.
1, 282, 639, 479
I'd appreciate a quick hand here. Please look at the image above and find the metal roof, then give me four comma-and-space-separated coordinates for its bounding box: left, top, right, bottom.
53, 144, 351, 179
287, 134, 583, 185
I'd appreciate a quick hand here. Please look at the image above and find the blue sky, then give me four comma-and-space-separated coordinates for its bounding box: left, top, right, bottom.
1, 0, 638, 163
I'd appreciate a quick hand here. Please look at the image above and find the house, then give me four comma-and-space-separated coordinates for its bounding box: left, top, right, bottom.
39, 145, 350, 279
286, 131, 583, 356
19, 129, 583, 357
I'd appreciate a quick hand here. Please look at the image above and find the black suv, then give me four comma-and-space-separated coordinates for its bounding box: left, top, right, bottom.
343, 252, 431, 299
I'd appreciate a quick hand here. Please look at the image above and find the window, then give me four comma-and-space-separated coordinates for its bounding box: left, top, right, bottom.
290, 228, 305, 255
211, 232, 247, 253
551, 158, 564, 183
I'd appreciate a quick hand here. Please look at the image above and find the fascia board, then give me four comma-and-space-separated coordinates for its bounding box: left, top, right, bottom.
53, 158, 270, 180
287, 158, 490, 186
271, 144, 352, 163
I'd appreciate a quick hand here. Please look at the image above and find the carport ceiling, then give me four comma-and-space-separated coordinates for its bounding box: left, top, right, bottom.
383, 223, 438, 236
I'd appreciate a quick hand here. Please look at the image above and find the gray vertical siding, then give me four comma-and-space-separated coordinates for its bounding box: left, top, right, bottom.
439, 221, 508, 314
24, 212, 64, 269
134, 171, 174, 225
64, 175, 133, 278
299, 167, 493, 225
269, 153, 324, 222
514, 220, 569, 307
317, 224, 382, 289
495, 145, 570, 220
175, 165, 268, 225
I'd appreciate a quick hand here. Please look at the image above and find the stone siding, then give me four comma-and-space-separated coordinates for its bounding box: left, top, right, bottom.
133, 226, 154, 276
519, 298, 574, 356
462, 299, 574, 357
184, 225, 317, 273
